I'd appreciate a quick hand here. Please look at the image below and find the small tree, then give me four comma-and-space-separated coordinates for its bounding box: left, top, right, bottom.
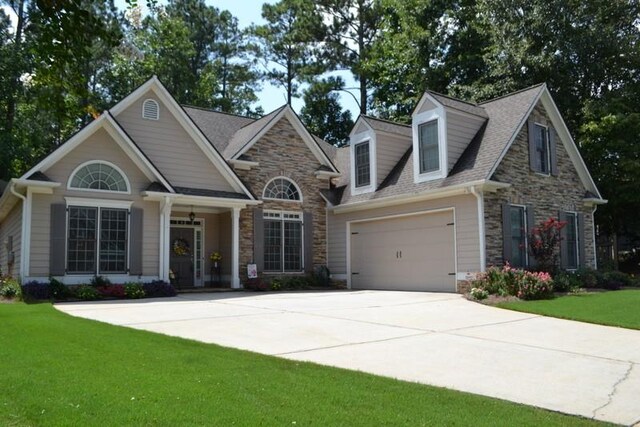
528, 217, 566, 273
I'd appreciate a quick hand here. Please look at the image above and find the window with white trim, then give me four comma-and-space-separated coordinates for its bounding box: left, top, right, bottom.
510, 205, 527, 268
67, 206, 128, 274
263, 177, 301, 201
565, 212, 579, 269
263, 211, 302, 272
533, 124, 550, 174
419, 120, 439, 173
354, 141, 370, 187
142, 99, 159, 120
69, 162, 129, 193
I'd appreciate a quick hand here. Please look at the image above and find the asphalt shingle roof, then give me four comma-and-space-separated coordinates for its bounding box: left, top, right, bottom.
183, 106, 255, 153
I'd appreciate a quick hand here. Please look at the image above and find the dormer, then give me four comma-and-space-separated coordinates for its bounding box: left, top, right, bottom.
349, 116, 412, 195
412, 92, 487, 183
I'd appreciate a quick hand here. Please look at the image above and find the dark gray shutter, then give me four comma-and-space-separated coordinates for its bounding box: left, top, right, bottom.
578, 213, 586, 267
303, 211, 313, 273
559, 211, 569, 269
502, 202, 512, 264
129, 207, 143, 275
50, 204, 67, 276
549, 128, 558, 176
253, 208, 264, 272
526, 204, 536, 268
528, 119, 537, 171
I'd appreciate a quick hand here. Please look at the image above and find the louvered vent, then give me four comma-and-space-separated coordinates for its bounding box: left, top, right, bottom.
142, 99, 159, 120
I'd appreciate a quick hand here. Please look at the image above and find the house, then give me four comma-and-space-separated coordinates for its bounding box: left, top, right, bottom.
0, 77, 605, 292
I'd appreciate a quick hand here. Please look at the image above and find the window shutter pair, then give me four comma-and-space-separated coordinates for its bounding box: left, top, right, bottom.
49, 203, 143, 276
252, 208, 313, 273
501, 202, 535, 267
527, 119, 558, 176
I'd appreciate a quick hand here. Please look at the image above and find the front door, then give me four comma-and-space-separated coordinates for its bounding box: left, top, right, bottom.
170, 227, 195, 288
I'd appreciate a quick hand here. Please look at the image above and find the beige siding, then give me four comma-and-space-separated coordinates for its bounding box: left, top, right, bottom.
416, 98, 438, 115
328, 194, 480, 276
446, 111, 485, 172
115, 90, 235, 192
375, 133, 411, 187
0, 203, 22, 278
30, 127, 161, 278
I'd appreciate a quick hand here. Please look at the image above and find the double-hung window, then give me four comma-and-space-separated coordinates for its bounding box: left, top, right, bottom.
533, 124, 550, 174
264, 211, 303, 272
509, 205, 528, 268
67, 206, 128, 274
419, 120, 439, 174
354, 141, 370, 188
564, 212, 579, 269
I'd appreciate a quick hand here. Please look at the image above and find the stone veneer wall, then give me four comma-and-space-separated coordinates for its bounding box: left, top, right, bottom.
233, 117, 330, 283
484, 102, 596, 268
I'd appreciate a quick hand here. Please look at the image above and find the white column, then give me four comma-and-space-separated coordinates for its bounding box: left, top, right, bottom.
231, 207, 241, 289
159, 197, 173, 281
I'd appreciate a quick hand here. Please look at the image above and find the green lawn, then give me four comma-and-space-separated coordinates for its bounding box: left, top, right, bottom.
0, 303, 605, 426
498, 289, 640, 330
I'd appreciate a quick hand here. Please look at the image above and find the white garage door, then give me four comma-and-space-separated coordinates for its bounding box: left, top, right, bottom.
350, 210, 456, 292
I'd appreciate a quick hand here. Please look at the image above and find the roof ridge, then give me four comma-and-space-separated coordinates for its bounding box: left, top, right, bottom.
479, 83, 546, 105
235, 104, 286, 132
181, 104, 257, 121
361, 115, 411, 128
427, 90, 482, 107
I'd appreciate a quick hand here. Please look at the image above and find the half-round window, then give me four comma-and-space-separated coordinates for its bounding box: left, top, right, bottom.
69, 161, 130, 193
263, 177, 301, 201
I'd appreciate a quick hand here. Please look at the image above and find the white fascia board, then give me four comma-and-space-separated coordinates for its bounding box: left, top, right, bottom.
142, 191, 262, 208
12, 179, 60, 191
228, 159, 259, 170
583, 198, 608, 206
108, 76, 158, 116
538, 90, 604, 200
315, 170, 341, 179
20, 115, 107, 180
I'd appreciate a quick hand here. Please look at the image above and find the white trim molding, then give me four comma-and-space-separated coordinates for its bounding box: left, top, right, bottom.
64, 197, 133, 210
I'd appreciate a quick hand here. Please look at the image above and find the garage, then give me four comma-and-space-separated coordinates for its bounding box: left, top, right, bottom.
349, 209, 456, 292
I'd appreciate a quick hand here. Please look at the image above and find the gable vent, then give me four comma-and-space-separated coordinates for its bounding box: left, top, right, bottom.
142, 99, 159, 120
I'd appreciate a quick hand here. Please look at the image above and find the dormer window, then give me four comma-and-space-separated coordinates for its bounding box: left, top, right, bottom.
355, 141, 371, 187
419, 120, 439, 174
142, 99, 159, 120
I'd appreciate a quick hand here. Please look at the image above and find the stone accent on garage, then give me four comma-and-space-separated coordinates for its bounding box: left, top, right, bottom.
234, 117, 331, 283
484, 102, 596, 268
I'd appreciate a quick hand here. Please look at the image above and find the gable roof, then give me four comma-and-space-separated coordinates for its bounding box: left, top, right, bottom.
331, 83, 603, 207
182, 106, 254, 153
109, 76, 255, 199
19, 111, 175, 193
361, 115, 412, 137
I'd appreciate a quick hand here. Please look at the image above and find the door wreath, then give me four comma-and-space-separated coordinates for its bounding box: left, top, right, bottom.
173, 238, 191, 256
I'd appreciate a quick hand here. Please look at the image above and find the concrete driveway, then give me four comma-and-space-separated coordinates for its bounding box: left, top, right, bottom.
56, 291, 640, 425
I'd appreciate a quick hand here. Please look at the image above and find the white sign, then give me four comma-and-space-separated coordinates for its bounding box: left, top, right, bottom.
247, 264, 258, 279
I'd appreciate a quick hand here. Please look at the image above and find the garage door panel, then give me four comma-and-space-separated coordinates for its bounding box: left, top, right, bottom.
350, 211, 455, 292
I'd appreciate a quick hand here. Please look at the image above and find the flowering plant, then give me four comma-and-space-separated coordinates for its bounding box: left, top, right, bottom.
209, 252, 222, 262
528, 217, 566, 273
173, 238, 190, 256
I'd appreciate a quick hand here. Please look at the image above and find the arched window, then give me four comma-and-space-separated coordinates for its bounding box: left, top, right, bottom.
142, 99, 159, 120
263, 177, 301, 201
68, 161, 130, 193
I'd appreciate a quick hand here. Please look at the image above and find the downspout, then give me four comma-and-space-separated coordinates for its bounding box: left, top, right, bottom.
9, 182, 27, 280
469, 185, 486, 272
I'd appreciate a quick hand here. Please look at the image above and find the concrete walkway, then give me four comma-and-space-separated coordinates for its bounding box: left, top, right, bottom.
56, 291, 640, 425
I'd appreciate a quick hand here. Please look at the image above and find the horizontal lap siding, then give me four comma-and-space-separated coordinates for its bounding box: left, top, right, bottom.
375, 133, 411, 187
0, 204, 22, 278
30, 127, 160, 277
446, 111, 485, 172
328, 194, 480, 275
115, 92, 235, 193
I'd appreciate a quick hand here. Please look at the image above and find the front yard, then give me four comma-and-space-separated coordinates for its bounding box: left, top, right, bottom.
498, 289, 640, 330
0, 302, 605, 426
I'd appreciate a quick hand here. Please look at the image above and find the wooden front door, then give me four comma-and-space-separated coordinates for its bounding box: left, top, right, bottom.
170, 227, 194, 287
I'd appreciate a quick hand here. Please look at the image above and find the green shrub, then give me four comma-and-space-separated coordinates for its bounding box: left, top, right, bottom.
75, 285, 101, 301
516, 271, 554, 300
575, 268, 600, 288
270, 278, 283, 291
469, 287, 488, 300
472, 265, 554, 300
90, 276, 111, 287
124, 282, 145, 299
602, 271, 632, 290
472, 266, 509, 296
553, 271, 581, 292
0, 277, 22, 299
49, 276, 68, 300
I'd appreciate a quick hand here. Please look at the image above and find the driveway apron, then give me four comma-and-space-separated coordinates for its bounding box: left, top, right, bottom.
56, 291, 640, 425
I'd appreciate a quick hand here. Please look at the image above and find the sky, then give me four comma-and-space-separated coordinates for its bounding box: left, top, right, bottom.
116, 0, 361, 117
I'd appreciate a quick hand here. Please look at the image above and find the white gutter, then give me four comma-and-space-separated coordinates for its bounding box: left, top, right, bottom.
469, 186, 486, 272
9, 182, 28, 280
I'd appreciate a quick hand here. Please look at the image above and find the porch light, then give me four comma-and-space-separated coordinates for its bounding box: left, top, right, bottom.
189, 207, 195, 223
